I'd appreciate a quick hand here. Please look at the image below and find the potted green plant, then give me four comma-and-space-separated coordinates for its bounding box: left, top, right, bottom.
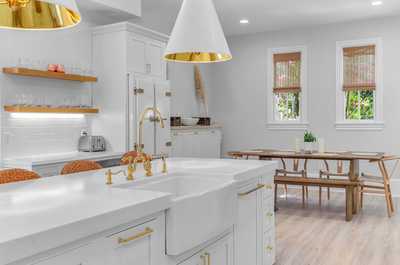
304, 131, 317, 153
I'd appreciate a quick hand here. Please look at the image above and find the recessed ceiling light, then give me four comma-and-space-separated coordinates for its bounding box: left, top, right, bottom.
371, 1, 383, 6
240, 19, 249, 24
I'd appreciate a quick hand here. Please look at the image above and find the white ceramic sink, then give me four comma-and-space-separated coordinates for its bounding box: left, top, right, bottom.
118, 173, 236, 255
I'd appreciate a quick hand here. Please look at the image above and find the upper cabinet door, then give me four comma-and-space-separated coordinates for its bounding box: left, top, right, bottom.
146, 41, 166, 79
135, 77, 156, 154
127, 36, 147, 75
154, 80, 171, 156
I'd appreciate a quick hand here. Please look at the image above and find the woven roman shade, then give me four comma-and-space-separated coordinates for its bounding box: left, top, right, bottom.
343, 45, 376, 91
273, 52, 301, 93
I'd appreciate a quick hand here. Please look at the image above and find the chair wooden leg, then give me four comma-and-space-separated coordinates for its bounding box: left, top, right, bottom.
327, 176, 331, 201
284, 184, 288, 200
318, 171, 322, 207
274, 182, 278, 211
302, 186, 305, 208
388, 186, 395, 214
360, 186, 364, 209
384, 184, 393, 218
346, 186, 353, 222
378, 161, 393, 217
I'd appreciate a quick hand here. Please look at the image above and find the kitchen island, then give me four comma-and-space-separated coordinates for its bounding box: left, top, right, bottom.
0, 158, 277, 265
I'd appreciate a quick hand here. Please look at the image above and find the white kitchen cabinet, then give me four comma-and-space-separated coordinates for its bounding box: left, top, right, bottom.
30, 215, 165, 265
130, 77, 171, 156
103, 217, 165, 265
235, 177, 275, 265
134, 77, 156, 154
127, 36, 147, 75
146, 41, 165, 78
178, 233, 233, 265
154, 81, 172, 156
171, 128, 222, 158
236, 180, 260, 265
92, 22, 169, 153
30, 242, 102, 265
128, 36, 166, 79
205, 233, 234, 265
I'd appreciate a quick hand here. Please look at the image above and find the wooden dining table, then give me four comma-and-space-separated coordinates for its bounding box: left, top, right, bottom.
228, 149, 386, 219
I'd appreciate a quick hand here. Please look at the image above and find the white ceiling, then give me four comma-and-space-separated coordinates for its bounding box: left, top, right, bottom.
131, 0, 400, 36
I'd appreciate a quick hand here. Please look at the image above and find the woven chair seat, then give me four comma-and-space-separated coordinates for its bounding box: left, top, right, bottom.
0, 169, 40, 184
61, 160, 103, 175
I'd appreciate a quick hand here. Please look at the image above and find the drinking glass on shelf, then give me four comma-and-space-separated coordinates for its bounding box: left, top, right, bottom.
26, 94, 34, 106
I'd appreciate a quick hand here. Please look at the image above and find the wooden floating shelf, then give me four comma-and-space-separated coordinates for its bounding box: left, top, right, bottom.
2, 67, 97, 83
4, 106, 99, 114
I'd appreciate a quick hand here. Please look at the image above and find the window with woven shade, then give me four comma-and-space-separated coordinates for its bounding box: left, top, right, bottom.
336, 39, 383, 130
342, 45, 376, 120
273, 52, 302, 121
273, 52, 301, 94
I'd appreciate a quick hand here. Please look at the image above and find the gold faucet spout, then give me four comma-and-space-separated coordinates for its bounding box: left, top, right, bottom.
138, 107, 165, 153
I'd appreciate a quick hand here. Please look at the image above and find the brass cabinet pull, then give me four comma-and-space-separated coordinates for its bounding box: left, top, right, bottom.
238, 184, 265, 197
266, 245, 273, 251
265, 184, 273, 190
200, 254, 207, 265
117, 227, 154, 244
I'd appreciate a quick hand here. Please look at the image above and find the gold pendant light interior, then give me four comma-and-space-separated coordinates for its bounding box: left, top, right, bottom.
164, 52, 232, 63
0, 0, 80, 30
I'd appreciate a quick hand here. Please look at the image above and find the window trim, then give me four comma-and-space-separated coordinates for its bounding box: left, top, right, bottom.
335, 38, 384, 131
267, 46, 308, 130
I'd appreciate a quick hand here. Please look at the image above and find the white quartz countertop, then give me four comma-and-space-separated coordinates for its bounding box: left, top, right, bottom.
3, 151, 124, 167
0, 158, 277, 264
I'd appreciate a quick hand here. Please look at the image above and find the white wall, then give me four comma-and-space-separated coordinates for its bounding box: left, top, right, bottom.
169, 63, 212, 118
0, 22, 94, 159
205, 16, 400, 191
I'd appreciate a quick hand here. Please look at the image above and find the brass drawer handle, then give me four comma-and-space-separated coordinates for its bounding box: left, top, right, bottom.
265, 184, 273, 190
266, 212, 273, 217
238, 184, 265, 197
266, 245, 273, 251
117, 227, 154, 244
200, 252, 211, 265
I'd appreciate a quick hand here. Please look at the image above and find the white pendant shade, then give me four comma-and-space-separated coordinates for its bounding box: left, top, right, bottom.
0, 0, 81, 30
164, 0, 232, 63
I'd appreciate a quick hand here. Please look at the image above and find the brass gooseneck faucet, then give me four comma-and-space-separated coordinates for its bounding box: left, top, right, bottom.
137, 107, 165, 153
105, 107, 167, 185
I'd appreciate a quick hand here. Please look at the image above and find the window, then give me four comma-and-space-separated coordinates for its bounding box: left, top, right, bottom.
336, 39, 383, 130
267, 47, 308, 130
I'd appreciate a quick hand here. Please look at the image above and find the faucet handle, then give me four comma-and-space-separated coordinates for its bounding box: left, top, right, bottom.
161, 155, 168, 174
106, 169, 113, 185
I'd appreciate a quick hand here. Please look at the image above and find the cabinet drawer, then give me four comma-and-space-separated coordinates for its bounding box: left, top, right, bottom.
263, 199, 275, 231
262, 183, 274, 200
262, 175, 274, 186
31, 243, 96, 265
263, 229, 276, 265
105, 219, 160, 265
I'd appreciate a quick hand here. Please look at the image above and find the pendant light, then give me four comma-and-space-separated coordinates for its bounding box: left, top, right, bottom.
0, 0, 81, 30
164, 0, 232, 63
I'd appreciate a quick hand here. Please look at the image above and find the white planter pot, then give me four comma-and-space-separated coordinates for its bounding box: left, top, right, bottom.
304, 142, 315, 153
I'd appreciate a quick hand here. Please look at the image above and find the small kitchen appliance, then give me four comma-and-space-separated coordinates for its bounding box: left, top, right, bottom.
78, 133, 106, 152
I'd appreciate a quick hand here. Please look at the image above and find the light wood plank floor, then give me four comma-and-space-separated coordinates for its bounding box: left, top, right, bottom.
275, 188, 400, 265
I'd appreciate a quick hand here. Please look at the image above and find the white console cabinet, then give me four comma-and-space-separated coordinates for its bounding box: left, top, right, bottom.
171, 127, 222, 158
